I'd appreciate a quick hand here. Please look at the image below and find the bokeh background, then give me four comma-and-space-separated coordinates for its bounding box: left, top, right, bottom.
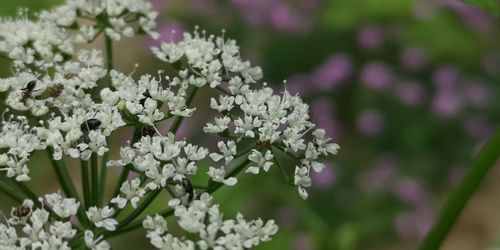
0, 0, 499, 249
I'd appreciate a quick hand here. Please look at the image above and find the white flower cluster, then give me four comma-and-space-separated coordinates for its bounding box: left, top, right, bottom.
144, 193, 278, 250
39, 0, 159, 41
0, 13, 75, 69
0, 196, 79, 249
101, 70, 194, 126
0, 115, 46, 181
152, 28, 263, 89
107, 133, 208, 202
1, 49, 106, 117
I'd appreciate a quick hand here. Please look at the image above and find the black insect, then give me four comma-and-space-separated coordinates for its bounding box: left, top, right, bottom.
12, 204, 31, 217
20, 80, 37, 104
142, 126, 156, 137
181, 178, 194, 202
80, 119, 102, 132
139, 90, 152, 106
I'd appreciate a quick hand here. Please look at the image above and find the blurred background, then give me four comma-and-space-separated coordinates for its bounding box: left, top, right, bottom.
0, 0, 499, 249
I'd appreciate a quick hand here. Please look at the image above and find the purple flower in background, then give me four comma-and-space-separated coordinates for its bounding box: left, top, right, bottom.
412, 0, 438, 21
276, 206, 298, 229
464, 116, 493, 139
311, 163, 337, 190
148, 21, 185, 47
360, 62, 393, 90
287, 74, 314, 95
356, 109, 383, 136
392, 178, 429, 206
460, 80, 489, 108
431, 90, 461, 117
270, 3, 300, 32
293, 233, 312, 250
433, 65, 459, 89
394, 80, 424, 106
400, 47, 427, 71
357, 25, 383, 50
312, 54, 353, 90
358, 154, 397, 192
311, 98, 341, 138
481, 52, 500, 76
440, 0, 495, 32
394, 206, 434, 240
151, 0, 167, 11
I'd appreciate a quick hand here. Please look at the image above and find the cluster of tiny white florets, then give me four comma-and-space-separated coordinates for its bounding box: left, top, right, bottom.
0, 0, 339, 249
144, 193, 278, 250
0, 196, 79, 249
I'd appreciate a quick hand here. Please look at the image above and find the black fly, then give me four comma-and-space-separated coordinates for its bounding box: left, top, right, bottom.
20, 80, 37, 104
181, 178, 194, 202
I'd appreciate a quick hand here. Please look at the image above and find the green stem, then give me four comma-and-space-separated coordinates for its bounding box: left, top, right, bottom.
169, 87, 198, 134
80, 159, 91, 209
0, 180, 25, 203
103, 208, 174, 239
110, 128, 142, 200
105, 35, 113, 72
47, 149, 81, 201
419, 129, 500, 250
118, 190, 161, 227
15, 182, 39, 202
90, 154, 99, 206
99, 140, 110, 207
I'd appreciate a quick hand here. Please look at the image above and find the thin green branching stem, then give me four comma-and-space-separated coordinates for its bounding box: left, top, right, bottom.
47, 149, 81, 202
118, 189, 161, 228
104, 34, 113, 72
80, 159, 91, 210
15, 182, 39, 202
110, 128, 142, 201
90, 154, 99, 206
99, 139, 110, 207
419, 129, 500, 250
0, 180, 24, 203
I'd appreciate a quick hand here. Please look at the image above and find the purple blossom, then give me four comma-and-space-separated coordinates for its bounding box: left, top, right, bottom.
151, 0, 167, 11
481, 52, 500, 76
460, 80, 489, 108
270, 3, 300, 32
394, 80, 424, 106
360, 62, 394, 90
357, 25, 383, 50
147, 21, 185, 48
433, 65, 459, 90
358, 154, 397, 192
392, 178, 429, 206
275, 206, 298, 229
356, 109, 383, 136
440, 0, 495, 32
400, 47, 427, 71
312, 54, 353, 90
311, 99, 341, 138
394, 206, 434, 239
293, 233, 312, 250
311, 163, 337, 190
431, 90, 461, 117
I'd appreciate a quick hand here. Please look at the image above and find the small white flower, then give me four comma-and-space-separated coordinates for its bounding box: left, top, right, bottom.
111, 178, 145, 209
44, 192, 80, 218
246, 150, 274, 174
84, 230, 111, 250
86, 206, 118, 231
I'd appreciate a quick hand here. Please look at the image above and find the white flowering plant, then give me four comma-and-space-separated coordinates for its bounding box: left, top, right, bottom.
0, 1, 339, 249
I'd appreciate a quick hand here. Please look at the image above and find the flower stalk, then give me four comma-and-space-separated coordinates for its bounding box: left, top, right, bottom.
419, 128, 500, 250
